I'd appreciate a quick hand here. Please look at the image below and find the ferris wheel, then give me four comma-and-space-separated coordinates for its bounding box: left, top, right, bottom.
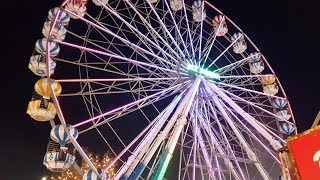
27, 0, 297, 179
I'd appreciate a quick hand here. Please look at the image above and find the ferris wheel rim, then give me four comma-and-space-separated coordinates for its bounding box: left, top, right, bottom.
36, 0, 297, 179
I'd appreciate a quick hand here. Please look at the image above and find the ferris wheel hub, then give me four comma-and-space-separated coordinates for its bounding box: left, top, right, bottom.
186, 64, 220, 80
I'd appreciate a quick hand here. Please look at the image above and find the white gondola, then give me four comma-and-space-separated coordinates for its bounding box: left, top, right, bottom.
35, 38, 60, 57
50, 124, 79, 148
273, 98, 288, 109
260, 75, 278, 95
28, 55, 56, 77
169, 0, 183, 11
212, 15, 228, 36
42, 21, 67, 41
43, 141, 76, 172
249, 61, 264, 74
83, 168, 109, 180
231, 32, 247, 54
92, 0, 109, 6
249, 52, 264, 74
34, 78, 62, 99
276, 109, 292, 121
249, 52, 261, 63
192, 0, 206, 22
279, 122, 295, 135
263, 84, 279, 96
64, 0, 87, 19
48, 7, 71, 27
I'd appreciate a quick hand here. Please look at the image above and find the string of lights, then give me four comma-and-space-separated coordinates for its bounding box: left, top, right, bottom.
50, 152, 116, 179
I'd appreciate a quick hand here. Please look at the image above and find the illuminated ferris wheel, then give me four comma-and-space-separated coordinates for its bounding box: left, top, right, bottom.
27, 0, 297, 179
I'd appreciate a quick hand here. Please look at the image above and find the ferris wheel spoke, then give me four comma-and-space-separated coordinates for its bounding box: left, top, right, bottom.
203, 80, 284, 148
122, 0, 187, 63
214, 53, 259, 74
207, 99, 248, 179
219, 97, 284, 147
82, 92, 103, 120
66, 54, 171, 80
218, 98, 285, 144
79, 88, 183, 136
220, 102, 281, 164
198, 98, 216, 150
129, 81, 200, 179
197, 98, 241, 179
200, 16, 225, 68
145, 1, 187, 59
55, 77, 185, 83
219, 88, 271, 110
219, 88, 292, 123
73, 81, 190, 128
206, 33, 244, 69
153, 77, 200, 179
196, 1, 206, 64
94, 1, 184, 67
95, 127, 120, 160
181, 129, 195, 180
125, 5, 180, 64
54, 39, 180, 75
190, 22, 202, 53
178, 118, 194, 180
179, 121, 194, 179
220, 74, 274, 79
181, 0, 195, 59
199, 101, 223, 180
211, 96, 271, 179
145, 143, 166, 180
190, 111, 215, 179
191, 100, 198, 179
54, 57, 164, 80
115, 95, 182, 179
162, 0, 191, 58
58, 77, 178, 97
67, 29, 175, 74
100, 110, 163, 174
197, 114, 242, 180
57, 78, 182, 93
219, 76, 259, 89
64, 9, 181, 71
61, 86, 171, 97
215, 81, 286, 100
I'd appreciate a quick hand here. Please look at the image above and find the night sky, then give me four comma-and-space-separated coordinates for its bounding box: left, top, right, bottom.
2, 0, 320, 179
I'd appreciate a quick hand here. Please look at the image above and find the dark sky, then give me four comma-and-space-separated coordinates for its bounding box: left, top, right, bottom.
2, 0, 320, 179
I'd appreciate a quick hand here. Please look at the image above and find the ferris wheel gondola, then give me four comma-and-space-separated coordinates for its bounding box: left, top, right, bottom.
64, 0, 87, 19
212, 15, 228, 36
83, 168, 109, 180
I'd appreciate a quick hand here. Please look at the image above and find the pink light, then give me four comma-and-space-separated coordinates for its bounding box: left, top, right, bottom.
103, 114, 157, 173
73, 83, 185, 127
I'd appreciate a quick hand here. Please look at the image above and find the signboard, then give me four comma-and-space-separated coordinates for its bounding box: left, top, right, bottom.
287, 125, 320, 179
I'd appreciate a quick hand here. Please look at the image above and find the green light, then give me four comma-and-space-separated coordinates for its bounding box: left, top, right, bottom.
187, 64, 220, 79
154, 126, 184, 179
156, 155, 171, 180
